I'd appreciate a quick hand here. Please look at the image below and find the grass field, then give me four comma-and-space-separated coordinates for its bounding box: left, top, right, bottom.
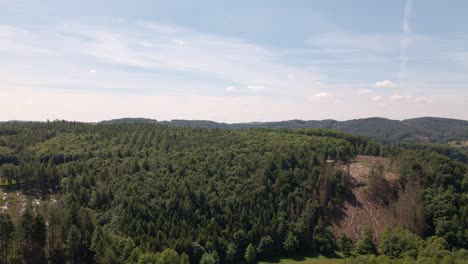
259, 255, 344, 264
448, 140, 468, 147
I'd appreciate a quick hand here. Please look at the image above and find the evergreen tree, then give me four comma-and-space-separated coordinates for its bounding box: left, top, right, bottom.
283, 232, 299, 254
244, 243, 256, 263
66, 225, 83, 264
0, 213, 15, 264
356, 228, 377, 255
200, 252, 216, 264
179, 252, 190, 264
257, 236, 274, 259
313, 219, 336, 255
336, 235, 353, 257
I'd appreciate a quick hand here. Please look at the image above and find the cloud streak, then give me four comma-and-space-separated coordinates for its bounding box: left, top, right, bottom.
400, 0, 413, 79
1, 1, 467, 122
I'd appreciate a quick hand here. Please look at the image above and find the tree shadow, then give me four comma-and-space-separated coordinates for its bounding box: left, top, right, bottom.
328, 176, 362, 226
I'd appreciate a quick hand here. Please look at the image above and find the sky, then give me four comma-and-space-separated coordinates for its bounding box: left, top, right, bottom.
1, 0, 467, 122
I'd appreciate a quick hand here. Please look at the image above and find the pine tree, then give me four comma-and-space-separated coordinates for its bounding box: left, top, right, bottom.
244, 243, 256, 263
0, 213, 15, 263
66, 225, 83, 264
283, 232, 299, 254
356, 228, 377, 255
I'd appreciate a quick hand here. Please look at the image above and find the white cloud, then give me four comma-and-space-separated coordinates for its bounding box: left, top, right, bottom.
391, 94, 431, 104
372, 96, 383, 102
172, 39, 185, 46
225, 86, 237, 92
0, 21, 328, 105
357, 89, 371, 95
313, 92, 332, 99
391, 94, 412, 101
0, 10, 466, 121
414, 96, 431, 104
247, 85, 265, 91
376, 80, 397, 88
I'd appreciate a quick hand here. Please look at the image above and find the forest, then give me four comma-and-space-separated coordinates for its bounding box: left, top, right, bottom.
0, 121, 467, 264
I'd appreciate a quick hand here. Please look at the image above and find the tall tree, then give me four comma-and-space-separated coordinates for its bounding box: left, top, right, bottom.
0, 213, 15, 264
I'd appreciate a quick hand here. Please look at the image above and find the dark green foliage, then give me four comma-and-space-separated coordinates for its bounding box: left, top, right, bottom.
356, 228, 377, 255
336, 235, 353, 257
256, 236, 274, 259
66, 225, 83, 264
312, 219, 336, 255
0, 213, 15, 264
102, 117, 468, 143
17, 208, 47, 264
0, 121, 466, 263
283, 232, 299, 254
379, 227, 422, 259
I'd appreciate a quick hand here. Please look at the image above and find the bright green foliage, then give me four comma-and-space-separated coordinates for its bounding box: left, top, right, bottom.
158, 248, 180, 264
138, 253, 158, 264
283, 232, 299, 254
179, 252, 190, 264
417, 236, 450, 259
200, 252, 216, 264
245, 243, 257, 263
225, 242, 238, 263
345, 249, 468, 263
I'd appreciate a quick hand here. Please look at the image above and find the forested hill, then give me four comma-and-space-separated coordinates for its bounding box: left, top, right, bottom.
0, 121, 467, 263
99, 117, 468, 143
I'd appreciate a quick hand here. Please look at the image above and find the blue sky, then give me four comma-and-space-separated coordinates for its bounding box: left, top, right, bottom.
1, 0, 467, 122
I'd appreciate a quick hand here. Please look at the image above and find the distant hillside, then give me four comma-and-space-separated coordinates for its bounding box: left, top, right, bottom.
99, 117, 158, 124
99, 117, 468, 143
403, 117, 468, 141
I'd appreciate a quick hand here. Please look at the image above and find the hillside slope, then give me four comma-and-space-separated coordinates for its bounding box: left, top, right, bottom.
99, 117, 468, 143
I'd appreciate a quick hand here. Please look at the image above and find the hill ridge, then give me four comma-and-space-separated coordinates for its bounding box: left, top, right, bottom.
98, 117, 468, 143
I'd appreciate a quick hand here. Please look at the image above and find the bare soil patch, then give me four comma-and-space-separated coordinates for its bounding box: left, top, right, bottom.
330, 155, 399, 241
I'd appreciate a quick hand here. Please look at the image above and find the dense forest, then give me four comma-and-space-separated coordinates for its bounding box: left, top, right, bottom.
0, 121, 467, 264
100, 116, 468, 143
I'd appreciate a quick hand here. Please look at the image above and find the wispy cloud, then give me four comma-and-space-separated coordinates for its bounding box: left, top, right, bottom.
225, 86, 237, 92
375, 80, 398, 88
356, 89, 371, 95
391, 94, 431, 104
247, 85, 266, 91
313, 92, 333, 99
400, 0, 413, 79
1, 1, 467, 121
0, 20, 324, 97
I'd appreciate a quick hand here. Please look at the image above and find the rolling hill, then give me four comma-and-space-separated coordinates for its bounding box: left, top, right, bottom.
100, 117, 468, 143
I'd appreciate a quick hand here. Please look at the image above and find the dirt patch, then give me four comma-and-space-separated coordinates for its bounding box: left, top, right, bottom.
331, 155, 399, 241
0, 188, 61, 217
